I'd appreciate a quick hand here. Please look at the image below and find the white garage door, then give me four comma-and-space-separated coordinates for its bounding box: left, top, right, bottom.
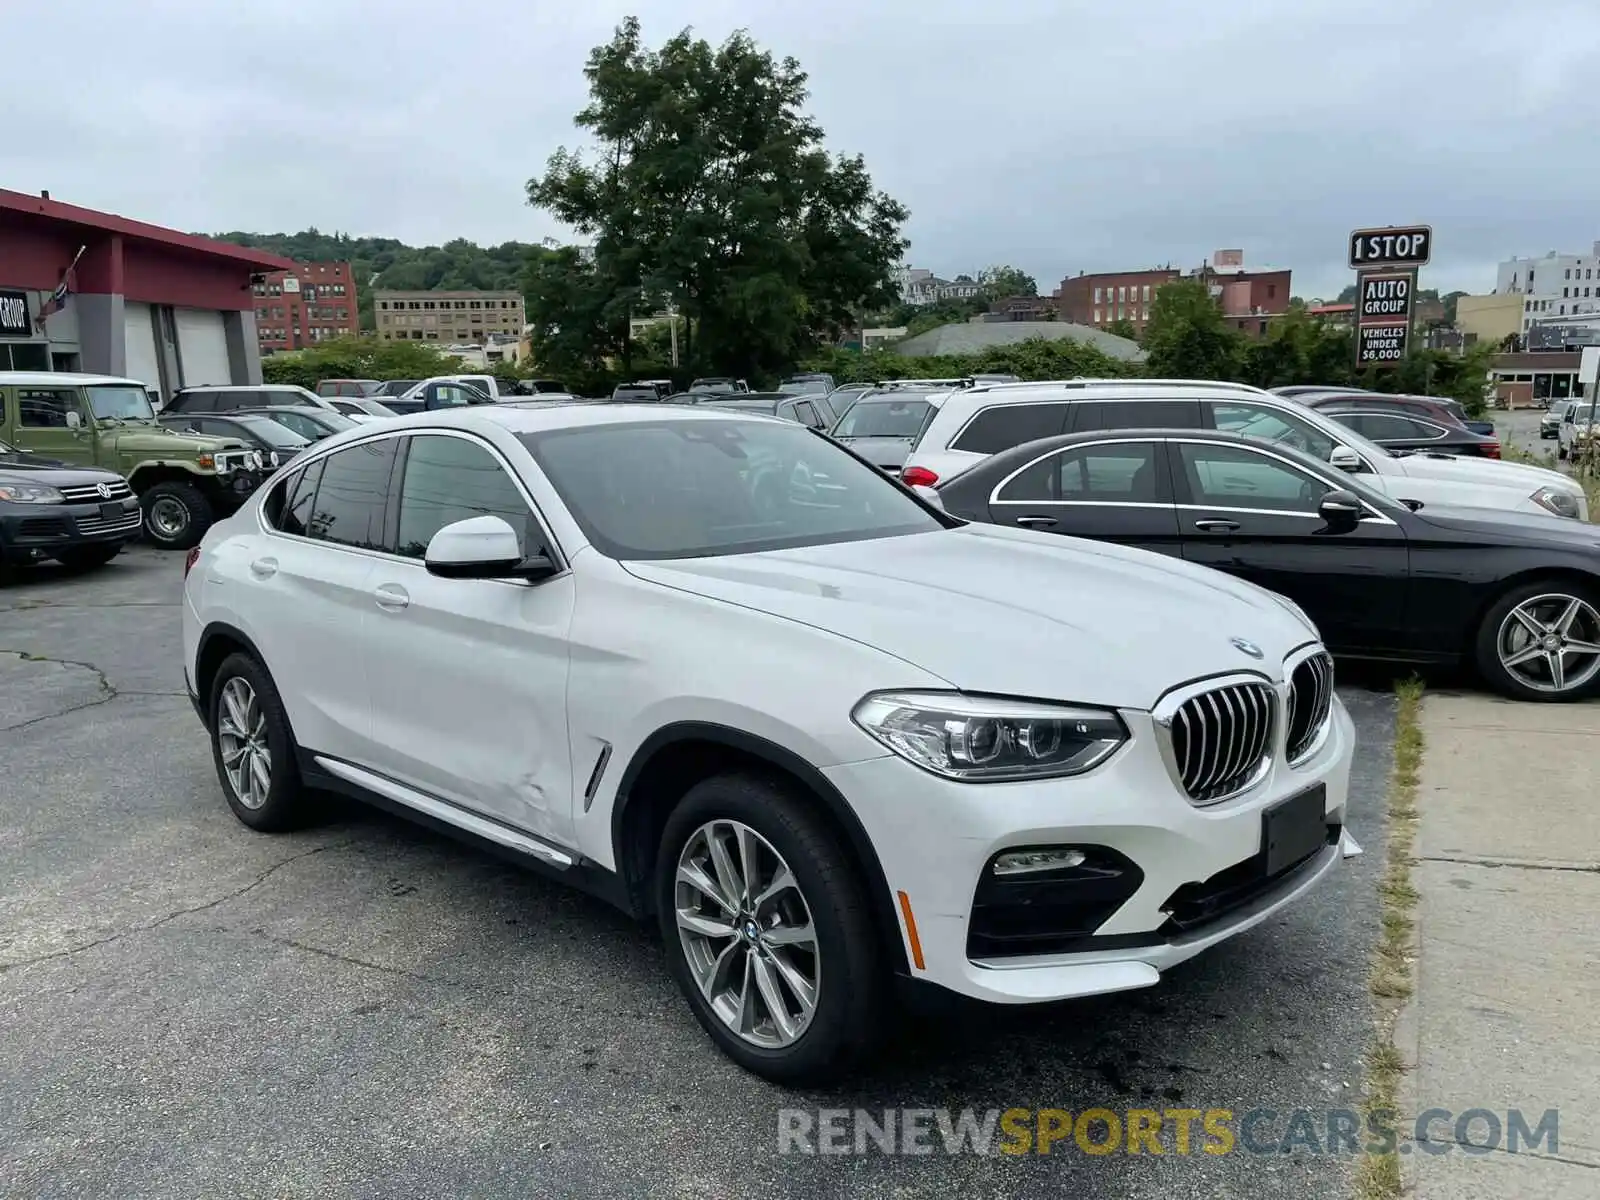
174, 308, 232, 386
123, 302, 161, 389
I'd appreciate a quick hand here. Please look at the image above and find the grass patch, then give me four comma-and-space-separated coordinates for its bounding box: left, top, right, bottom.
1354, 677, 1424, 1200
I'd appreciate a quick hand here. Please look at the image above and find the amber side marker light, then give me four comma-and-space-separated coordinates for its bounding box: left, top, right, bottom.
896, 890, 926, 970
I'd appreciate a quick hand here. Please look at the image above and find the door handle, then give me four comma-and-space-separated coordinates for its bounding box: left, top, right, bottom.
249, 557, 278, 579
1014, 515, 1059, 529
1193, 519, 1241, 533
373, 583, 410, 612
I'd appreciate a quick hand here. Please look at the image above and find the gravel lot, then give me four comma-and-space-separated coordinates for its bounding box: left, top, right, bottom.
1, 546, 1396, 1199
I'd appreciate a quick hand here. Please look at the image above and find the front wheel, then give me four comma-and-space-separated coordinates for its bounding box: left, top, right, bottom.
140, 481, 214, 550
52, 542, 123, 570
1475, 581, 1600, 701
208, 652, 307, 829
656, 773, 885, 1084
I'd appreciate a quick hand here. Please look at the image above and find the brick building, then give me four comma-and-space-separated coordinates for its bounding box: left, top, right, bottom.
252, 262, 360, 355
1055, 268, 1180, 334
1196, 250, 1291, 336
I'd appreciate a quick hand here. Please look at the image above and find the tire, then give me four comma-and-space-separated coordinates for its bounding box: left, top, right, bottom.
140, 481, 214, 550
52, 542, 123, 570
207, 651, 307, 830
655, 773, 885, 1084
1474, 580, 1600, 702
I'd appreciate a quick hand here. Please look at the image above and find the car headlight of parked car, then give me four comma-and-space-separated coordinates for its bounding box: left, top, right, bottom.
852, 690, 1127, 782
1532, 486, 1581, 519
0, 482, 66, 504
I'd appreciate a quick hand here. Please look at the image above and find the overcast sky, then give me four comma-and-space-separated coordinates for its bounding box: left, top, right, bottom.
11, 0, 1599, 300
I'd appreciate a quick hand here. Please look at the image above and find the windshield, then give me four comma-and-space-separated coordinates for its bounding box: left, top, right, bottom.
87, 385, 157, 420
520, 418, 942, 560
230, 416, 311, 448
781, 377, 829, 395
691, 379, 739, 393
1218, 402, 1393, 464
832, 396, 932, 438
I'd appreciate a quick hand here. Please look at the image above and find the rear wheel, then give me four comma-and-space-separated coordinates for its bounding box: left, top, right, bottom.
140, 481, 214, 550
52, 543, 122, 570
1475, 581, 1600, 701
655, 773, 885, 1083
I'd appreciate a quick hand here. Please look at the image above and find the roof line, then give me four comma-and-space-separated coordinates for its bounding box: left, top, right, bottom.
0, 189, 298, 270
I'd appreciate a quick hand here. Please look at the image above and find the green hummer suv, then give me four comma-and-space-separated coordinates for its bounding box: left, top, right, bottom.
0, 372, 269, 550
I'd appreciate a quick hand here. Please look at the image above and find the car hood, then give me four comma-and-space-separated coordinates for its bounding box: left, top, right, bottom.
0, 460, 123, 487
1390, 450, 1573, 493
622, 523, 1318, 710
105, 425, 247, 453
1411, 503, 1600, 548
833, 435, 914, 469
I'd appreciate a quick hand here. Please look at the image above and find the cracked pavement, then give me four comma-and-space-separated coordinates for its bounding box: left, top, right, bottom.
1, 546, 1398, 1199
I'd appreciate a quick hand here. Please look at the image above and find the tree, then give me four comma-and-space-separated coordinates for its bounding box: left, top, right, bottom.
979, 264, 1038, 300
1105, 317, 1139, 342
1142, 279, 1240, 379
525, 18, 909, 379
259, 336, 461, 389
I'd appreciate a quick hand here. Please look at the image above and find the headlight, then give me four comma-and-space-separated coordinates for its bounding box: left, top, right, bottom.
851, 690, 1127, 782
0, 482, 65, 504
268, 450, 280, 468
1532, 486, 1581, 519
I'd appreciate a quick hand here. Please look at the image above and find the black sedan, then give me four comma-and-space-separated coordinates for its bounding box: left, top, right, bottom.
0, 441, 143, 570
236, 406, 360, 442
1292, 388, 1496, 438
936, 427, 1600, 701
1312, 403, 1501, 458
158, 412, 313, 470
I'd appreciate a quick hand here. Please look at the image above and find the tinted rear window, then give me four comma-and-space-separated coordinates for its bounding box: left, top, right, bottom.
950, 402, 1067, 454
1072, 399, 1201, 432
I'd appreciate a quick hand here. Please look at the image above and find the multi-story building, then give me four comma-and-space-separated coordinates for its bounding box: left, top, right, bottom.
1055, 268, 1179, 332
1455, 293, 1523, 346
1195, 251, 1291, 337
1496, 243, 1600, 333
374, 289, 525, 345
897, 267, 983, 307
251, 262, 359, 355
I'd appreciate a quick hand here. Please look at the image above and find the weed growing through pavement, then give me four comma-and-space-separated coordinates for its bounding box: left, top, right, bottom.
1355, 677, 1423, 1200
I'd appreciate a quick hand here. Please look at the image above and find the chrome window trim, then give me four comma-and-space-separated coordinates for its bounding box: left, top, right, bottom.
257, 426, 570, 580
1326, 409, 1451, 442
986, 435, 1165, 505
1169, 437, 1400, 526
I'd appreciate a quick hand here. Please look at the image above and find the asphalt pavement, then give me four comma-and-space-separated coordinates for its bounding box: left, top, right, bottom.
1, 546, 1397, 1199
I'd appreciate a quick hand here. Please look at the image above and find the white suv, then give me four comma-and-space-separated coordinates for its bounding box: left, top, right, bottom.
903, 380, 1589, 521
182, 403, 1356, 1082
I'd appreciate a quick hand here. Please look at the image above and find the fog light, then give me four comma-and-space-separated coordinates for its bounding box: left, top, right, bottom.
992, 848, 1087, 876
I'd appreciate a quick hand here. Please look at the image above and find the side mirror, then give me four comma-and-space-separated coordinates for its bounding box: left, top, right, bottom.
424, 515, 558, 581
65, 411, 81, 430
1318, 490, 1363, 533
1329, 445, 1361, 472
912, 484, 945, 512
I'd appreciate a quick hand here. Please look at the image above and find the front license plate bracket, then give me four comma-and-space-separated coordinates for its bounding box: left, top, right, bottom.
1261, 784, 1328, 876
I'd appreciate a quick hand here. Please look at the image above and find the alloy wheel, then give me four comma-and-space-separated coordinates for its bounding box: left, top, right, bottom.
148, 497, 189, 539
1497, 592, 1600, 694
217, 676, 272, 809
674, 819, 820, 1048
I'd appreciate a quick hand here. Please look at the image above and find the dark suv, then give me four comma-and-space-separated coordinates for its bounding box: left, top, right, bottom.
166, 385, 336, 415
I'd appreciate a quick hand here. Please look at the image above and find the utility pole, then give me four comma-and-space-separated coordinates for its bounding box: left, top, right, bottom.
668, 302, 679, 369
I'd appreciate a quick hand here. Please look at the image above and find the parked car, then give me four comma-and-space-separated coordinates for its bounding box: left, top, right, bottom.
900, 379, 1588, 521
316, 379, 386, 399
1, 372, 269, 549
704, 393, 834, 429
688, 376, 750, 394
779, 372, 836, 396
374, 380, 421, 399
322, 397, 398, 421
936, 426, 1600, 701
1557, 398, 1600, 461
237, 406, 359, 443
1541, 400, 1574, 439
0, 439, 144, 569
827, 389, 942, 472
183, 403, 1355, 1082
159, 412, 312, 469
1315, 405, 1502, 458
166, 384, 341, 416
1297, 389, 1495, 438
611, 382, 670, 402
383, 378, 497, 416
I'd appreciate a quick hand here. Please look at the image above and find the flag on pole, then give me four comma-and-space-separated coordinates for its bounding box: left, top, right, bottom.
34, 244, 87, 332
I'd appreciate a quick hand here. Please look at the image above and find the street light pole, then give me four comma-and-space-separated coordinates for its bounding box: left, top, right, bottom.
668, 302, 679, 369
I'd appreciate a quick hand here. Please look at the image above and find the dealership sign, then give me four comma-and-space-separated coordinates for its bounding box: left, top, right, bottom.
1348, 225, 1432, 269
0, 290, 30, 338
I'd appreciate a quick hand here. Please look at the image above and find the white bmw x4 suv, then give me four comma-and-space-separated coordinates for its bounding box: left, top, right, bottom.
182, 402, 1357, 1082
